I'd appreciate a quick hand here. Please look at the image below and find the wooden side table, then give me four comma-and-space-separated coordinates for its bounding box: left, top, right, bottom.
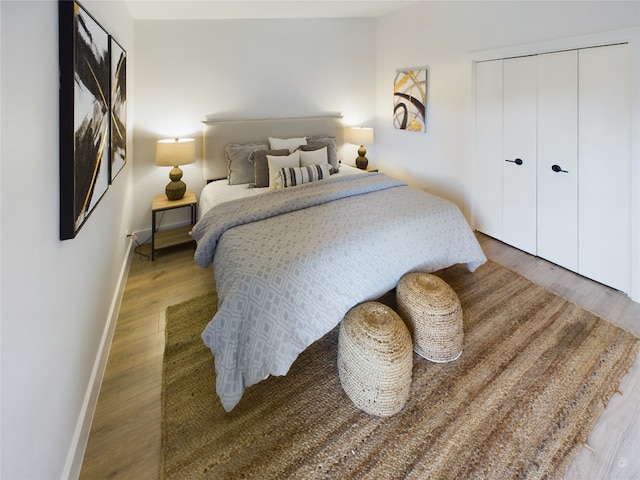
349, 165, 379, 172
151, 190, 197, 260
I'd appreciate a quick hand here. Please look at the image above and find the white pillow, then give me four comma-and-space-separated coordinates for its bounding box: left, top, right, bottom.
267, 150, 300, 189
269, 136, 307, 153
299, 146, 328, 167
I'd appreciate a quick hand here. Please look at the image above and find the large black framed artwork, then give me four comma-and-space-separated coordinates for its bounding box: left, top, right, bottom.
110, 37, 126, 183
59, 1, 111, 240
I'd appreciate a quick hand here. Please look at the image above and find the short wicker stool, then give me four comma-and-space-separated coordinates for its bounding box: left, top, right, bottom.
396, 272, 463, 363
337, 302, 413, 417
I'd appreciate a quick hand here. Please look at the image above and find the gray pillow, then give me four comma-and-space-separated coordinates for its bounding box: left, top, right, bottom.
225, 142, 269, 185
249, 149, 289, 187
306, 136, 339, 173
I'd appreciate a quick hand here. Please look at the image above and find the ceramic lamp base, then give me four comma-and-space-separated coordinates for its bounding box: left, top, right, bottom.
165, 166, 186, 200
355, 145, 369, 170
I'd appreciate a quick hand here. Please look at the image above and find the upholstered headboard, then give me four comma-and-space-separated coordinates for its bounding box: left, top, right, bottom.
201, 113, 345, 182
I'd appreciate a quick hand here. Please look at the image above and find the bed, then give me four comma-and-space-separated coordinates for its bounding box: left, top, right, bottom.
192, 114, 487, 411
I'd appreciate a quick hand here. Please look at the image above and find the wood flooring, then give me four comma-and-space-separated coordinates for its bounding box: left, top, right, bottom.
79, 234, 640, 479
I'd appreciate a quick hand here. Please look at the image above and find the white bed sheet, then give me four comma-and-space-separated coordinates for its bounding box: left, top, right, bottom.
199, 163, 367, 218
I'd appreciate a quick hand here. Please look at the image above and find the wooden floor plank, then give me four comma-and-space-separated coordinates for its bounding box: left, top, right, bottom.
80, 235, 640, 479
80, 245, 212, 480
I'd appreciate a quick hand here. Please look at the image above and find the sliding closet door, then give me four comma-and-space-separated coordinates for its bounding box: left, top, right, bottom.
537, 50, 578, 271
474, 60, 503, 240
502, 56, 537, 255
578, 43, 631, 293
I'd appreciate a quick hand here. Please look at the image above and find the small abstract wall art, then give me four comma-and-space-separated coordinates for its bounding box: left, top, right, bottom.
393, 68, 427, 133
110, 37, 127, 182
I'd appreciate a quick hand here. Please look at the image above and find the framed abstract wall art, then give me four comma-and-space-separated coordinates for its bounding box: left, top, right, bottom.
58, 0, 122, 239
110, 37, 127, 182
393, 67, 427, 133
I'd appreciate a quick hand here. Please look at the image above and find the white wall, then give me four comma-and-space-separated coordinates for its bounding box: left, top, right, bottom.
375, 0, 640, 299
376, 0, 639, 212
132, 17, 377, 235
0, 1, 135, 478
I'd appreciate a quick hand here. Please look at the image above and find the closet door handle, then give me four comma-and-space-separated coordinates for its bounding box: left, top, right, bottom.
551, 164, 568, 173
505, 158, 523, 165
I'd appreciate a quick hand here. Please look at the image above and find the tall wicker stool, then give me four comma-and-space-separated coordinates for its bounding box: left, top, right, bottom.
396, 272, 463, 363
337, 302, 413, 417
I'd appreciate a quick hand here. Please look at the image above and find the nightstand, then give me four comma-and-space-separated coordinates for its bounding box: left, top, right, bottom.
350, 165, 379, 172
151, 190, 197, 260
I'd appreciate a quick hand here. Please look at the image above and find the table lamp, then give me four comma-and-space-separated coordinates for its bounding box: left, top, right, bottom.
349, 127, 374, 170
155, 138, 196, 200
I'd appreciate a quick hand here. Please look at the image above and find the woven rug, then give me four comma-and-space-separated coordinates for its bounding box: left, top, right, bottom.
162, 260, 639, 479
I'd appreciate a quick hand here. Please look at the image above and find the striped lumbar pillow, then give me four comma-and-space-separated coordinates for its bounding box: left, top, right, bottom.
278, 163, 330, 188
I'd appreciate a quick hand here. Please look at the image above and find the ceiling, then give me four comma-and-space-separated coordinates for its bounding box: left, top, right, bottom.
124, 0, 418, 20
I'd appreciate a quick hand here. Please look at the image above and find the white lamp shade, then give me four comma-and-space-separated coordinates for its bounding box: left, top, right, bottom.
349, 127, 374, 146
155, 138, 196, 167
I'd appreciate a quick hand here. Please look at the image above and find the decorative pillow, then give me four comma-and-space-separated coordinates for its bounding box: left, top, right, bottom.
249, 149, 289, 187
269, 136, 307, 153
299, 146, 328, 167
267, 151, 300, 189
306, 135, 339, 173
279, 163, 331, 188
225, 142, 269, 185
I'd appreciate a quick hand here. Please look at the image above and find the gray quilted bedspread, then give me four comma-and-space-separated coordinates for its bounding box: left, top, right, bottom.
191, 173, 486, 411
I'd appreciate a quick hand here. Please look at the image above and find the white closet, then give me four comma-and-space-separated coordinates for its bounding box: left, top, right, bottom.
474, 43, 631, 293
537, 50, 579, 272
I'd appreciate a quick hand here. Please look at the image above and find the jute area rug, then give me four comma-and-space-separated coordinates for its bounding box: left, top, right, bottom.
162, 261, 639, 479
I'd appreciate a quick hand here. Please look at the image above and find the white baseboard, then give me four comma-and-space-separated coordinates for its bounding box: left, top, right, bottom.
62, 239, 134, 479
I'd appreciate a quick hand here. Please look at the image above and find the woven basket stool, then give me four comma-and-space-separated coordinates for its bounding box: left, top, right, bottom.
337, 302, 413, 417
396, 272, 464, 363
